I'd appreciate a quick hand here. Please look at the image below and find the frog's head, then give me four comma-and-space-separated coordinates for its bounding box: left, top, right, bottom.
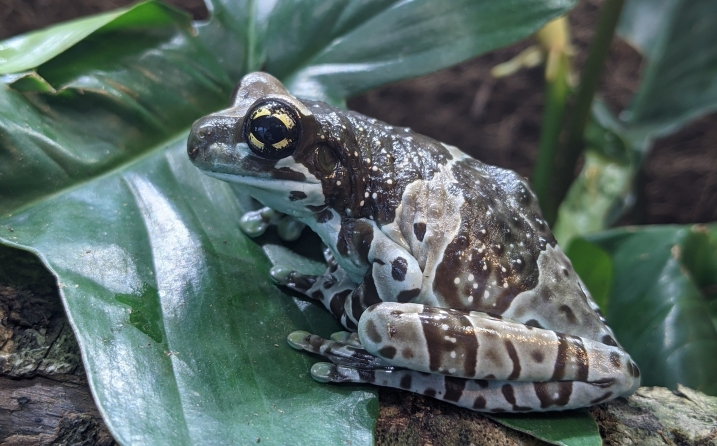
187, 72, 365, 218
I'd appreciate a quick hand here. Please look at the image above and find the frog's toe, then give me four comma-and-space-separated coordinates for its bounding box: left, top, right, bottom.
286, 330, 391, 369
287, 330, 312, 350
269, 266, 317, 291
330, 331, 363, 348
309, 362, 334, 383
277, 216, 305, 241
310, 363, 379, 384
239, 208, 276, 237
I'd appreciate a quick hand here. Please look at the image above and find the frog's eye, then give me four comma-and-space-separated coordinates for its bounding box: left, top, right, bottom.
242, 100, 302, 160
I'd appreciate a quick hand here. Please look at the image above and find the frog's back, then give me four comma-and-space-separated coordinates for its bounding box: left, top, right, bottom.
386, 140, 615, 345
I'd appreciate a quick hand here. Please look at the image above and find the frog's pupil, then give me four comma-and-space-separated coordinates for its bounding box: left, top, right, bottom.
251, 115, 287, 145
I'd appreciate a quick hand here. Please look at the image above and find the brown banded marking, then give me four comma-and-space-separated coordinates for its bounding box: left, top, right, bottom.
501, 384, 532, 412
534, 382, 573, 408
551, 333, 590, 382
444, 376, 467, 402
505, 340, 522, 380
419, 307, 479, 377
400, 374, 412, 390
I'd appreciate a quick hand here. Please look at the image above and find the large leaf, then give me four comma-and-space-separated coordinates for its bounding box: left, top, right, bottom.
0, 0, 580, 444
618, 0, 717, 138
586, 225, 717, 395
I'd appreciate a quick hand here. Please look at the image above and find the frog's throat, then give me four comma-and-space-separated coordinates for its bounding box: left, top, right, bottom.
203, 171, 321, 188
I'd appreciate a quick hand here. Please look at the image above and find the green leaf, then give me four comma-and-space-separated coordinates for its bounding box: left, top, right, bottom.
489, 410, 601, 446
0, 0, 581, 444
553, 101, 641, 245
618, 0, 717, 138
565, 239, 613, 312
0, 2, 192, 75
586, 224, 717, 396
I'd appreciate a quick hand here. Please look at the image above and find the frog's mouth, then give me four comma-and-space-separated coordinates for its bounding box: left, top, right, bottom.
192, 140, 321, 185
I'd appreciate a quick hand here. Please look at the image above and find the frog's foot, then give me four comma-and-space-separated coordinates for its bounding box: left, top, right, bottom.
269, 262, 357, 328
292, 302, 640, 412
239, 206, 305, 241
287, 331, 393, 372
305, 364, 623, 412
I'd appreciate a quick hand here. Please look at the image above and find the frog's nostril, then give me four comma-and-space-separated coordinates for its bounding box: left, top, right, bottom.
187, 131, 204, 161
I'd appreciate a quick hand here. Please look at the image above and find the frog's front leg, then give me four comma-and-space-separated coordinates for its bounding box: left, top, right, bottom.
272, 224, 424, 330
291, 302, 640, 412
239, 206, 305, 241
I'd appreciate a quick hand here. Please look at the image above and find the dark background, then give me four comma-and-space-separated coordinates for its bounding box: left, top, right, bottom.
2, 0, 716, 224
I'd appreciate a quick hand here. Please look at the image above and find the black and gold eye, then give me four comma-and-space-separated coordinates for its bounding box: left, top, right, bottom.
242, 99, 302, 159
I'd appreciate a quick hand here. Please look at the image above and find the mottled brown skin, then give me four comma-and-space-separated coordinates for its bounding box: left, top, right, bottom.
188, 72, 640, 413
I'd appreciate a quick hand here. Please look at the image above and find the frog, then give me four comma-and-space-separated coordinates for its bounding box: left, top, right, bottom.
186, 72, 640, 413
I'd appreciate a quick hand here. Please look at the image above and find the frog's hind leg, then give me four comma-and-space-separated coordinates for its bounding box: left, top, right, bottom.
310, 366, 620, 412
291, 302, 640, 412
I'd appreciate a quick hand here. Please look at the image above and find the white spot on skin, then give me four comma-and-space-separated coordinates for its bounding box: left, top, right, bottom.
387, 179, 393, 185
354, 151, 359, 157
450, 351, 456, 358
365, 192, 369, 198
501, 267, 506, 273
336, 181, 342, 186
448, 368, 456, 374
454, 277, 460, 284
467, 296, 473, 303
320, 135, 325, 139
360, 200, 365, 206
483, 290, 489, 298
468, 274, 474, 281
372, 166, 378, 171
441, 324, 449, 331
472, 283, 478, 289
372, 192, 377, 199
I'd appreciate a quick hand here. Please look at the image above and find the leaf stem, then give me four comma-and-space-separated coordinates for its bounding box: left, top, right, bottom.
532, 50, 571, 214
543, 0, 626, 225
